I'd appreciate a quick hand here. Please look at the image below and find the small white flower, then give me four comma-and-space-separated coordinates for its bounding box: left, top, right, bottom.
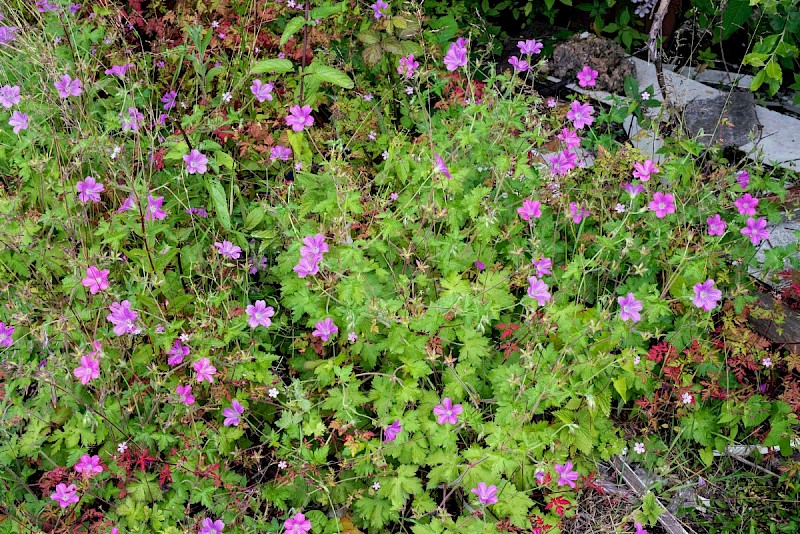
117, 442, 128, 453
211, 20, 219, 28
634, 442, 645, 454
221, 92, 232, 103
640, 91, 650, 100
405, 86, 413, 95
363, 93, 373, 101
278, 460, 287, 469
614, 203, 626, 213
633, 355, 641, 365
381, 151, 389, 160
268, 387, 279, 398
180, 333, 191, 343
368, 131, 377, 141
348, 332, 357, 343
372, 481, 381, 490
621, 446, 628, 456
681, 392, 693, 405
762, 357, 773, 368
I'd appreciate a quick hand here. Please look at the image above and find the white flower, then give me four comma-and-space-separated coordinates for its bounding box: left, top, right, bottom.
681, 392, 693, 405
211, 20, 219, 28
372, 481, 381, 490
640, 91, 650, 100
117, 442, 128, 453
381, 151, 389, 160
621, 446, 628, 456
278, 460, 287, 469
405, 86, 413, 95
634, 442, 645, 454
221, 92, 232, 103
633, 355, 641, 365
180, 333, 191, 343
762, 357, 773, 368
268, 387, 279, 398
614, 203, 626, 213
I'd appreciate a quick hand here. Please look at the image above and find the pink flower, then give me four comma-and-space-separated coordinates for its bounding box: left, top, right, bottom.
106, 300, 139, 336
706, 214, 727, 236
532, 256, 552, 277
0, 84, 20, 108
433, 153, 451, 179
76, 176, 104, 203
54, 74, 82, 98
508, 56, 530, 72
222, 400, 245, 427
74, 454, 103, 478
566, 100, 594, 129
176, 384, 195, 405
285, 105, 314, 132
300, 233, 328, 258
398, 54, 419, 78
270, 145, 292, 161
293, 255, 320, 278
549, 149, 577, 176
284, 512, 312, 534
433, 397, 463, 425
741, 217, 769, 245
576, 65, 598, 87
558, 128, 581, 150
370, 0, 389, 19
246, 300, 275, 328
313, 318, 338, 342
183, 149, 208, 175
623, 182, 645, 197
50, 483, 80, 508
81, 265, 110, 294
470, 482, 498, 505
9, 111, 28, 133
199, 518, 225, 534
193, 358, 217, 383
517, 39, 543, 55
443, 40, 468, 71
632, 159, 659, 182
554, 461, 579, 488
693, 279, 722, 311
73, 355, 100, 384
618, 293, 643, 322
734, 193, 758, 216
569, 201, 590, 223
634, 523, 648, 534
167, 340, 190, 366
251, 79, 274, 102
117, 194, 135, 213
161, 90, 177, 110
0, 322, 14, 348
648, 192, 676, 218
384, 419, 402, 442
527, 276, 551, 306
517, 199, 542, 221
105, 63, 134, 77
736, 169, 750, 189
214, 240, 242, 260
145, 195, 167, 221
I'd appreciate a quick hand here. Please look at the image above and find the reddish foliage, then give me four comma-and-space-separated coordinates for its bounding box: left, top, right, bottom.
646, 340, 676, 364
159, 464, 172, 487
545, 495, 570, 517
38, 466, 68, 492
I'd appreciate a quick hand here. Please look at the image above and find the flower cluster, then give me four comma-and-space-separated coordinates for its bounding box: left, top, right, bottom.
293, 233, 328, 278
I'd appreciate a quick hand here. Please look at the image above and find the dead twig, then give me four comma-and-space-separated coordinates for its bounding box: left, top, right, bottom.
648, 0, 673, 108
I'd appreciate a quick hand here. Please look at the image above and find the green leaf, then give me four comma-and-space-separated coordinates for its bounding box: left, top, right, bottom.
280, 16, 306, 46
309, 2, 346, 19
766, 60, 782, 81
750, 69, 766, 91
307, 64, 354, 89
719, 0, 751, 41
252, 58, 295, 74
207, 178, 231, 230
245, 206, 265, 230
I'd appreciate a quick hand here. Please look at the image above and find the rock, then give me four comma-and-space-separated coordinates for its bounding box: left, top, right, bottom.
682, 91, 759, 147
549, 34, 636, 94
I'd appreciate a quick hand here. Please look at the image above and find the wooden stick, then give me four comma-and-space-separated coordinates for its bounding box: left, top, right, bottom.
648, 0, 673, 107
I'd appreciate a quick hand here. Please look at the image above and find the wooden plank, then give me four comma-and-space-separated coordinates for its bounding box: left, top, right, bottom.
747, 292, 800, 354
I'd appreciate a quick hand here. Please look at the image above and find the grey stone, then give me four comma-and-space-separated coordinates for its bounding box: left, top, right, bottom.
682, 91, 759, 147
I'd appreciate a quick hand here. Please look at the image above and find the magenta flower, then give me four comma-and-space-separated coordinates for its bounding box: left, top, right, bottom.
222, 400, 245, 427
284, 512, 312, 534
199, 518, 225, 534
251, 79, 274, 102
398, 54, 419, 78
175, 384, 195, 405
433, 397, 463, 425
0, 26, 17, 46
246, 300, 275, 328
293, 255, 320, 278
693, 279, 722, 311
634, 523, 648, 534
576, 65, 598, 87
9, 111, 28, 134
548, 149, 577, 176
566, 100, 594, 129
270, 145, 292, 161
167, 340, 190, 366
706, 214, 727, 236
623, 182, 645, 197
76, 176, 104, 203
384, 419, 402, 443
554, 461, 579, 488
161, 90, 177, 110
117, 195, 135, 213
734, 193, 759, 216
106, 300, 139, 336
443, 40, 468, 71
285, 105, 314, 132
0, 322, 14, 348
433, 153, 451, 179
81, 266, 110, 294
471, 482, 498, 505
0, 84, 20, 108
740, 217, 769, 245
193, 358, 217, 383
119, 107, 143, 132
648, 192, 676, 218
50, 483, 80, 508
517, 199, 542, 221
508, 56, 530, 72
300, 233, 329, 258
105, 63, 134, 77
632, 159, 659, 182
370, 0, 389, 19
569, 201, 590, 223
73, 355, 100, 384
517, 39, 543, 55
558, 128, 581, 149
527, 276, 551, 306
145, 195, 167, 221
736, 169, 750, 190
183, 149, 208, 175
532, 256, 552, 276
54, 74, 82, 98
214, 240, 242, 260
74, 454, 103, 478
313, 318, 338, 342
618, 293, 643, 322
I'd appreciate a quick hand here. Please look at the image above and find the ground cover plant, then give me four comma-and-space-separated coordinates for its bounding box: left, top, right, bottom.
0, 1, 798, 533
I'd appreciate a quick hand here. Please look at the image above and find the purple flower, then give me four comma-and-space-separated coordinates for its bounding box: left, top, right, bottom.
0, 322, 15, 348
54, 74, 82, 98
73, 355, 100, 384
222, 400, 245, 427
518, 39, 543, 55
9, 111, 28, 133
176, 384, 195, 405
81, 265, 110, 294
104, 63, 134, 77
285, 104, 314, 132
618, 293, 643, 322
707, 214, 727, 236
692, 279, 722, 311
0, 84, 20, 108
554, 461, 579, 488
443, 40, 468, 71
474, 260, 485, 271
576, 65, 598, 87
634, 523, 648, 534
0, 26, 18, 46
246, 300, 275, 328
293, 255, 320, 278
633, 159, 659, 182
527, 276, 551, 306
623, 182, 645, 197
199, 518, 225, 534
471, 482, 498, 505
300, 233, 329, 258
214, 240, 242, 260
370, 0, 389, 19
167, 340, 190, 366
517, 199, 542, 221
566, 100, 594, 129
398, 54, 419, 78
270, 145, 292, 161
193, 358, 217, 383
76, 176, 104, 203
532, 256, 552, 277
313, 318, 338, 342
117, 195, 135, 213
433, 153, 452, 179
734, 193, 759, 216
558, 128, 581, 150
384, 419, 402, 442
119, 107, 143, 132
433, 397, 463, 425
648, 191, 676, 218
251, 79, 274, 102
146, 195, 167, 221
161, 90, 177, 110
736, 169, 750, 189
741, 217, 769, 245
184, 149, 208, 175
569, 201, 590, 223
284, 512, 311, 534
106, 300, 139, 336
548, 149, 577, 176
50, 483, 79, 508
508, 56, 530, 72
74, 454, 103, 477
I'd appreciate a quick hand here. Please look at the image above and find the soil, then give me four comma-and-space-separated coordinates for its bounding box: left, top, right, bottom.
547, 34, 637, 94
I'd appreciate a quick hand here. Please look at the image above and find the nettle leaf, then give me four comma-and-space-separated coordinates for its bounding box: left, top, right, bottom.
207, 178, 231, 230
280, 16, 306, 46
307, 63, 354, 89
251, 58, 295, 74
